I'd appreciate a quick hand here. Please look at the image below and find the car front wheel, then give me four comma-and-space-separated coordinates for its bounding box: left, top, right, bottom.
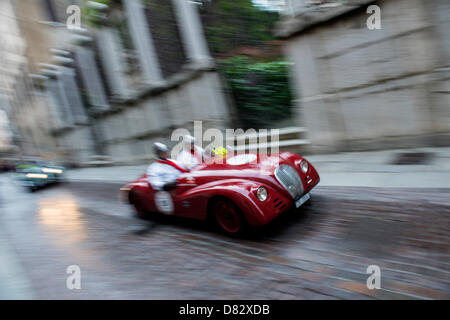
213, 199, 247, 236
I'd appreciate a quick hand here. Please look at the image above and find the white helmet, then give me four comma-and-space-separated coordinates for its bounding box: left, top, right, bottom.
153, 142, 168, 155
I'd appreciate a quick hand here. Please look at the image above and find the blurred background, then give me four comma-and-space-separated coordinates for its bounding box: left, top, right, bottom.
0, 0, 449, 300
0, 0, 287, 167
0, 0, 449, 165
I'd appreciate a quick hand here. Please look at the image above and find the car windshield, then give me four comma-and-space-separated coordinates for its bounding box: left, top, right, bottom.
227, 154, 257, 165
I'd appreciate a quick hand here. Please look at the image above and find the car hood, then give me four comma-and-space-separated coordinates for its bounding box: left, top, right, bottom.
19, 167, 43, 174
19, 166, 64, 173
190, 152, 300, 191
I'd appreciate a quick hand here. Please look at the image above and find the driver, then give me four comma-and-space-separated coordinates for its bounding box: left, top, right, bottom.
147, 142, 188, 191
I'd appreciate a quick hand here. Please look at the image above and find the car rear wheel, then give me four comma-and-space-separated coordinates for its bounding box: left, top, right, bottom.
213, 199, 247, 236
129, 191, 147, 219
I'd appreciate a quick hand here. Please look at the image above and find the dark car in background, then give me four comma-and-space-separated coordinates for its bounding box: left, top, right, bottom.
0, 158, 16, 172
15, 159, 66, 191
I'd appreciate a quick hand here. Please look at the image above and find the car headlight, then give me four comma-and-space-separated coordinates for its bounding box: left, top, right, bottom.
256, 186, 268, 201
299, 160, 308, 173
42, 168, 62, 174
26, 173, 48, 179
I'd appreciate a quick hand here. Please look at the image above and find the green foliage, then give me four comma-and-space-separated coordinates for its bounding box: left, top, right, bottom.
82, 0, 110, 27
199, 0, 293, 128
219, 57, 293, 129
198, 0, 279, 55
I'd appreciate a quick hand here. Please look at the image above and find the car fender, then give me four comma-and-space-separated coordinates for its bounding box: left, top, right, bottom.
120, 175, 152, 205
180, 179, 290, 226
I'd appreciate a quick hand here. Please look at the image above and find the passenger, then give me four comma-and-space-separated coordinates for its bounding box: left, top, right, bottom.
176, 135, 205, 169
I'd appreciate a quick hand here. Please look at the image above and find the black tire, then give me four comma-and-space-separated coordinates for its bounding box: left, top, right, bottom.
211, 198, 248, 237
129, 190, 148, 220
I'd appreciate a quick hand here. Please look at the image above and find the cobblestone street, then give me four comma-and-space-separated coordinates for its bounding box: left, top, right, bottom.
1, 174, 448, 299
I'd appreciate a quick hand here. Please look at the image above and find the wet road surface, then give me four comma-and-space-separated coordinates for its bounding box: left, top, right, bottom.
0, 173, 449, 299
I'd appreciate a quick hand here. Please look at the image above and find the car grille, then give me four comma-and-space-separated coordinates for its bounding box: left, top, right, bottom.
274, 165, 304, 200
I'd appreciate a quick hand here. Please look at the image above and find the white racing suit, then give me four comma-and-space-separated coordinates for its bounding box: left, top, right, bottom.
176, 146, 205, 170
146, 159, 187, 191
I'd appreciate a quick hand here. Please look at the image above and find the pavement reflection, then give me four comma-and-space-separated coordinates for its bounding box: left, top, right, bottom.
38, 195, 85, 242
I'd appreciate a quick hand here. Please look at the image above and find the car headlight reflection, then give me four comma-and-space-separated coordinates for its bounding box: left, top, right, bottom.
256, 186, 268, 202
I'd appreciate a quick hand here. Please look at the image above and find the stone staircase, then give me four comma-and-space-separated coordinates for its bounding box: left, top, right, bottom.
227, 127, 310, 154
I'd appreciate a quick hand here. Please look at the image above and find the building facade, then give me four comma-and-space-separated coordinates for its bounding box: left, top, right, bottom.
8, 0, 231, 165
277, 0, 450, 153
0, 0, 24, 154
0, 0, 59, 156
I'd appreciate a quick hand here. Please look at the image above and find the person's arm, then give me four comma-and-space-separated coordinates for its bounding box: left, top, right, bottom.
176, 151, 195, 169
146, 164, 165, 190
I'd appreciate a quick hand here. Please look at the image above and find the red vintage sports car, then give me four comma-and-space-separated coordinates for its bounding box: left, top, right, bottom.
120, 152, 320, 235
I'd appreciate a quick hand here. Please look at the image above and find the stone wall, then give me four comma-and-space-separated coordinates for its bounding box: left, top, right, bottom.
59, 69, 229, 164
54, 126, 96, 165
278, 0, 450, 153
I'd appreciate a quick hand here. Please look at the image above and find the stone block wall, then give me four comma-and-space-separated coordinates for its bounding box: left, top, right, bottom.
279, 0, 450, 153
91, 71, 229, 164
